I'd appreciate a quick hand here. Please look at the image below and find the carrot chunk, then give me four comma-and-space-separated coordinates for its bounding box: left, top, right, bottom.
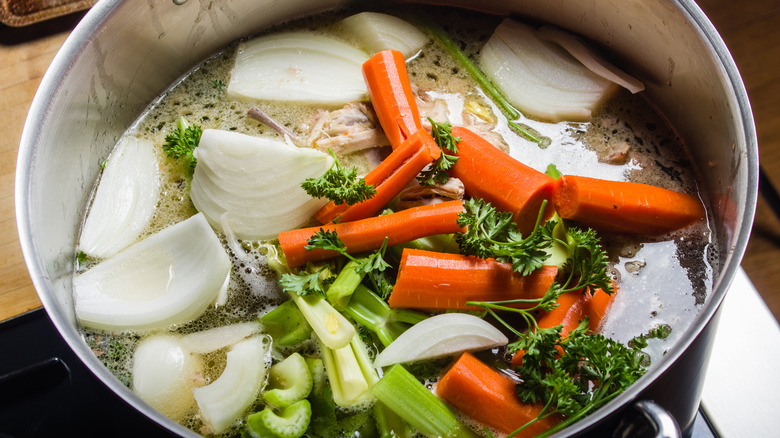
449, 127, 555, 234
314, 129, 440, 224
552, 174, 705, 235
279, 201, 464, 268
437, 352, 560, 436
388, 248, 557, 311
362, 50, 422, 149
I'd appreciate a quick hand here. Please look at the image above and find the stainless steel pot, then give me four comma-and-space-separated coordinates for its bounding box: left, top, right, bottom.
15, 0, 757, 436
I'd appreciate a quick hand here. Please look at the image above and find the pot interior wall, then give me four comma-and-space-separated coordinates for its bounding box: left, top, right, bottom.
16, 0, 756, 435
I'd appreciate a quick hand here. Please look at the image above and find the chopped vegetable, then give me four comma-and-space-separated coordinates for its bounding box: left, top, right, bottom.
436, 352, 559, 436
289, 293, 355, 351
449, 127, 555, 235
179, 321, 262, 354
417, 118, 460, 186
227, 32, 369, 105
162, 116, 202, 175
536, 25, 644, 94
73, 213, 231, 332
479, 18, 616, 122
302, 148, 377, 207
371, 364, 476, 438
260, 300, 313, 348
372, 313, 508, 368
278, 200, 465, 268
320, 334, 379, 407
339, 12, 429, 58
362, 49, 422, 149
343, 284, 428, 347
132, 334, 202, 421
193, 336, 268, 434
552, 174, 706, 235
388, 248, 557, 311
314, 129, 441, 224
422, 16, 549, 146
305, 357, 339, 436
189, 129, 333, 240
78, 135, 160, 259
264, 353, 314, 408
246, 399, 312, 438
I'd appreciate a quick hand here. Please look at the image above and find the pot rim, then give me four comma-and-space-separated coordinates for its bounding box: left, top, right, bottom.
15, 0, 758, 436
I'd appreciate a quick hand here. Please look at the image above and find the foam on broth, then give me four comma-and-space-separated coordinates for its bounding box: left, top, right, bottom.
76, 5, 715, 436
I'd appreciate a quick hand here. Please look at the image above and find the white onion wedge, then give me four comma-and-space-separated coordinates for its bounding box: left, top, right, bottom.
479, 18, 616, 122
190, 129, 333, 240
372, 313, 508, 368
339, 12, 429, 58
193, 336, 268, 434
78, 135, 160, 258
73, 213, 231, 332
537, 25, 644, 94
227, 32, 369, 105
180, 321, 262, 354
132, 335, 202, 421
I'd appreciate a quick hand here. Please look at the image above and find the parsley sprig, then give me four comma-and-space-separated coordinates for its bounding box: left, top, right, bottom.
418, 118, 460, 186
279, 264, 334, 299
162, 116, 202, 175
302, 149, 376, 206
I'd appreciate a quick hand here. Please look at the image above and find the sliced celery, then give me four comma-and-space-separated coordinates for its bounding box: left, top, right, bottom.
325, 259, 365, 310
290, 293, 355, 350
263, 353, 313, 408
344, 285, 428, 347
245, 399, 312, 438
260, 300, 313, 347
371, 365, 476, 438
319, 334, 379, 407
305, 357, 339, 437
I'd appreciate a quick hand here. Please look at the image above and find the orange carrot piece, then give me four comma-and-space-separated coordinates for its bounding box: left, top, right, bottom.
388, 248, 557, 311
449, 127, 555, 235
314, 129, 441, 224
279, 200, 464, 268
551, 174, 705, 235
511, 286, 616, 367
363, 50, 422, 149
437, 352, 560, 436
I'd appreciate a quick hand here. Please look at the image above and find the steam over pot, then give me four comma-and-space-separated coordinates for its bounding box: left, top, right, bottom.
15, 0, 757, 436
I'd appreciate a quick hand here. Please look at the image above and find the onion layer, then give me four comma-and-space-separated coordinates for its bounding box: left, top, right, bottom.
73, 213, 231, 332
479, 18, 616, 122
190, 129, 333, 241
227, 32, 369, 105
78, 135, 160, 258
339, 12, 429, 59
372, 313, 508, 368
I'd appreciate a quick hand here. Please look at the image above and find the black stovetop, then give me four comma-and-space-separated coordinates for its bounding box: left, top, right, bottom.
0, 308, 717, 438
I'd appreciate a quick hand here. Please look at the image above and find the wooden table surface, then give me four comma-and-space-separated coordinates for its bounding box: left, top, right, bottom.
2, 0, 779, 323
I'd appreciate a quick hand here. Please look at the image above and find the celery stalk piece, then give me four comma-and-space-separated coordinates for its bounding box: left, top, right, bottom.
305, 358, 339, 437
260, 300, 313, 347
193, 336, 268, 434
319, 334, 379, 407
264, 353, 314, 409
326, 259, 365, 310
246, 399, 312, 438
290, 293, 355, 350
344, 285, 428, 347
371, 364, 476, 438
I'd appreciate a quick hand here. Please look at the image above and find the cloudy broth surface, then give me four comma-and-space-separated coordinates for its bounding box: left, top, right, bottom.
76, 5, 715, 437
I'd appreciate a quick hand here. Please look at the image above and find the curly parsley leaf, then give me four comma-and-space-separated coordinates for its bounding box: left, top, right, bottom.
302, 149, 376, 206
279, 265, 334, 299
455, 197, 554, 276
556, 226, 613, 295
162, 116, 202, 175
417, 118, 460, 186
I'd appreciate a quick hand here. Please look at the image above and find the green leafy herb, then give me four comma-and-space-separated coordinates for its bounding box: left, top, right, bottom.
418, 118, 460, 186
302, 149, 377, 206
305, 229, 390, 278
629, 324, 672, 349
280, 265, 334, 299
211, 79, 226, 91
507, 320, 648, 437
162, 116, 202, 175
456, 197, 554, 276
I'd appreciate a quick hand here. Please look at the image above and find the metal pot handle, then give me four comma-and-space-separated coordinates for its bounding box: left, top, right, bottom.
631, 400, 682, 438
